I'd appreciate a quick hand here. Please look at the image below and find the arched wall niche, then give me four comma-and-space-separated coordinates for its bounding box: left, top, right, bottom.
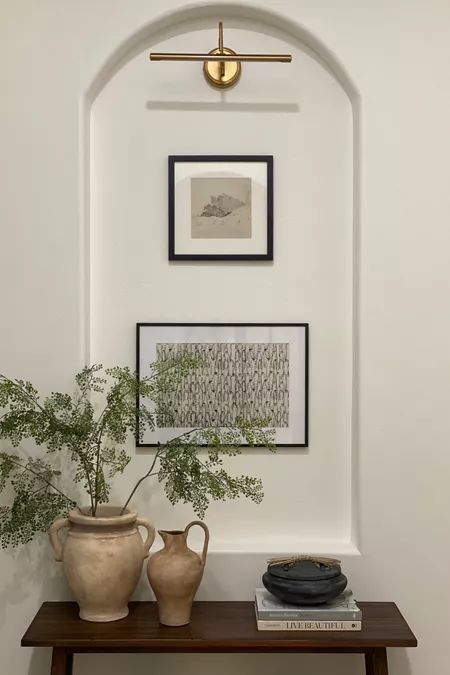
85, 4, 360, 103
84, 2, 361, 555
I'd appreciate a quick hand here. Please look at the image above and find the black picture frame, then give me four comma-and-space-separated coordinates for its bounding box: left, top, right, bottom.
136, 322, 309, 448
168, 155, 274, 261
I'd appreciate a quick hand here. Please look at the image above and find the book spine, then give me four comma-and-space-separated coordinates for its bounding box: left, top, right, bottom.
257, 611, 362, 622
256, 619, 362, 631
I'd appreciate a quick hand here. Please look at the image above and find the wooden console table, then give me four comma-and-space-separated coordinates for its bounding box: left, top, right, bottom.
21, 601, 417, 675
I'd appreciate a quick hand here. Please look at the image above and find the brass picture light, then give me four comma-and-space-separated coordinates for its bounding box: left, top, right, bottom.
150, 22, 292, 89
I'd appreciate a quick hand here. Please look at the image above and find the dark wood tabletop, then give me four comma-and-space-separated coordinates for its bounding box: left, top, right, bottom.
21, 601, 417, 653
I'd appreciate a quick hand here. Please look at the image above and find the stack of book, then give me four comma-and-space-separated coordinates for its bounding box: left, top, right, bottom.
254, 588, 362, 631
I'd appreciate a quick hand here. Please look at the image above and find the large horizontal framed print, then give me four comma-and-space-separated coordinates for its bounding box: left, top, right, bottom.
168, 155, 273, 261
136, 323, 308, 447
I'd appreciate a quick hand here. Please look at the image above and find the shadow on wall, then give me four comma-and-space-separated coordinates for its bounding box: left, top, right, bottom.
28, 649, 51, 675
70, 652, 365, 675
145, 101, 300, 113
0, 539, 67, 675
0, 540, 68, 628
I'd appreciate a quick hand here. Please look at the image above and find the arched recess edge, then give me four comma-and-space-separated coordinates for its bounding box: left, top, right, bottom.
79, 2, 361, 554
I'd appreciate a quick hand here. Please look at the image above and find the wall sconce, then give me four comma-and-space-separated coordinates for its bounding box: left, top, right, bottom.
150, 22, 292, 89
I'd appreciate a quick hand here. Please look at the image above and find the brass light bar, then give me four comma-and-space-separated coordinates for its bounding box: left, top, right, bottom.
150, 53, 292, 62
149, 22, 292, 89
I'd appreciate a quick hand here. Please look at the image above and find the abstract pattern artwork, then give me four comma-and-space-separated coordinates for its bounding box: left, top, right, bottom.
137, 323, 308, 447
156, 342, 289, 428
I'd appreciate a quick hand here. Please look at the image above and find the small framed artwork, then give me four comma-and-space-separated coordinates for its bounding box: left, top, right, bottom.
168, 155, 273, 261
136, 323, 308, 447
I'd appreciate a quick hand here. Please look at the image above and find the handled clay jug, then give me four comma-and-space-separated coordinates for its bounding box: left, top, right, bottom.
147, 521, 209, 626
49, 506, 155, 622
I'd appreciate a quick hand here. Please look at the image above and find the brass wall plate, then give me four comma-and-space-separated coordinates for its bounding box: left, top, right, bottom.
203, 47, 241, 89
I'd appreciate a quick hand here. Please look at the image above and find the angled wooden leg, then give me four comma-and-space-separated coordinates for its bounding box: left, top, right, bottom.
365, 648, 389, 675
50, 648, 73, 675
65, 652, 73, 675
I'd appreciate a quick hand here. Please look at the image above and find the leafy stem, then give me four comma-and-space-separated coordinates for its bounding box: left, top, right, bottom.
120, 428, 204, 514
0, 359, 275, 547
2, 455, 74, 505
0, 374, 96, 513
121, 447, 162, 515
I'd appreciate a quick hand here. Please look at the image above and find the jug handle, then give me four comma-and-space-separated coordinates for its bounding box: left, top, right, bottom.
185, 520, 209, 566
136, 518, 156, 559
49, 518, 69, 562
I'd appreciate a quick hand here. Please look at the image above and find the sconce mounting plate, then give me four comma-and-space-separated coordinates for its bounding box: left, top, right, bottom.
203, 47, 241, 89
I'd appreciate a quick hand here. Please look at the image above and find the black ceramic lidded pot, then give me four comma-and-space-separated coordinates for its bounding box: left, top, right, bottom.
262, 555, 347, 605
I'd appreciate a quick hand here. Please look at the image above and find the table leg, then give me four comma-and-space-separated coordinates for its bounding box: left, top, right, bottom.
365, 648, 388, 675
50, 648, 73, 675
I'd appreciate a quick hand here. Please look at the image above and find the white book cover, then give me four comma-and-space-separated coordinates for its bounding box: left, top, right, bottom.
254, 602, 362, 631
255, 588, 360, 616
256, 618, 362, 631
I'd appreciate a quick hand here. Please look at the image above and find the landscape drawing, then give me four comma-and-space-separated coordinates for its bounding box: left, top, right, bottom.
156, 342, 289, 428
191, 177, 252, 239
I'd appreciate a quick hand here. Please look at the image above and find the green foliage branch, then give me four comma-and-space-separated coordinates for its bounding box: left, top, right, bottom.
0, 357, 275, 547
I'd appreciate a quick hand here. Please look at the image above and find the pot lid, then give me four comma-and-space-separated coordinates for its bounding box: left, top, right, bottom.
267, 559, 341, 581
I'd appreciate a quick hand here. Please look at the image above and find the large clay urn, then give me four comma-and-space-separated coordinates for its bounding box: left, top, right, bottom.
147, 521, 209, 626
49, 506, 155, 622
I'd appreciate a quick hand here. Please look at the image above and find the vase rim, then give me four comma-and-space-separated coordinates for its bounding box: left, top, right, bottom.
68, 505, 138, 526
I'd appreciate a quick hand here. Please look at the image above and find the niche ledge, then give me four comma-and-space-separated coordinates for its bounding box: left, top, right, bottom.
175, 537, 361, 557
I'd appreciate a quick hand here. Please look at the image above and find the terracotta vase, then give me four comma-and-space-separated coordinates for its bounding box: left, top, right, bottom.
49, 506, 155, 622
147, 521, 209, 626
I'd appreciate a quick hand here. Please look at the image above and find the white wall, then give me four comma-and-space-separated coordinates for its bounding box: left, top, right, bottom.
1, 2, 450, 675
